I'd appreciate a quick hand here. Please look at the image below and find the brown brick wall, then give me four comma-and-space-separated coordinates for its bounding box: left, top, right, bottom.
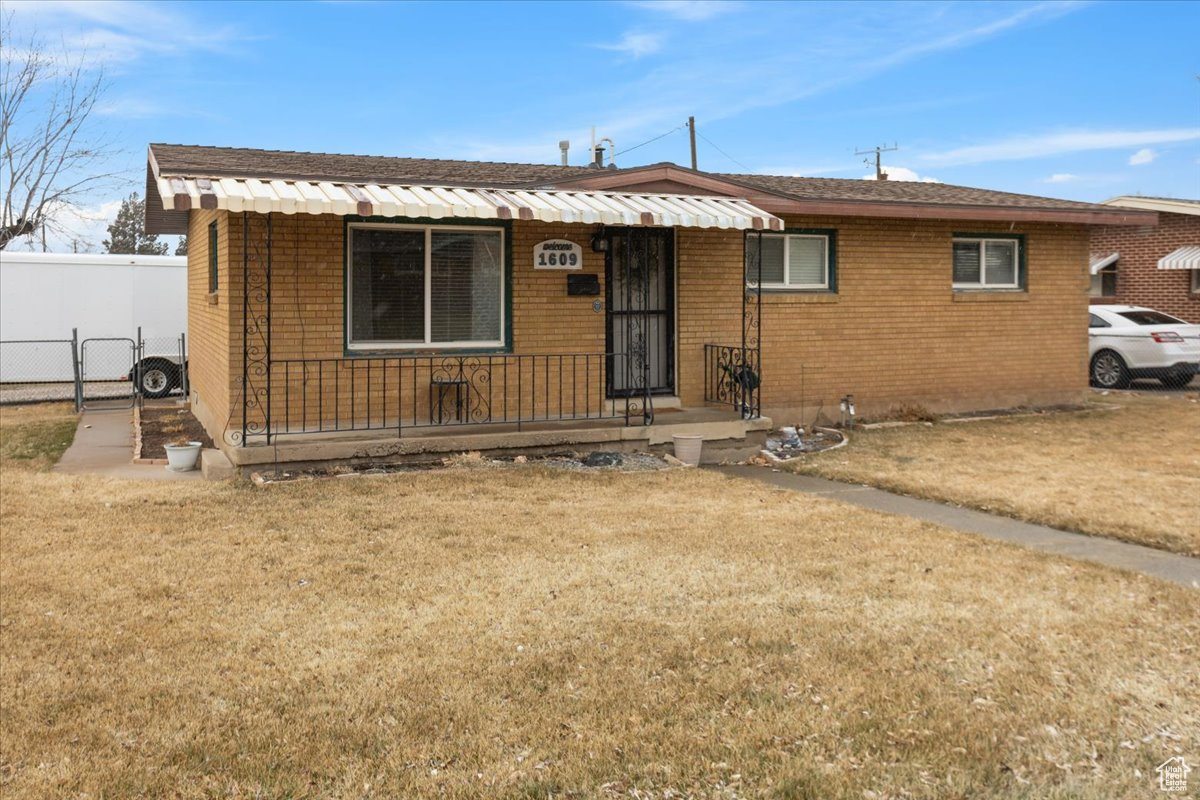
677, 216, 1092, 422
189, 211, 1092, 442
1089, 212, 1200, 322
185, 208, 230, 439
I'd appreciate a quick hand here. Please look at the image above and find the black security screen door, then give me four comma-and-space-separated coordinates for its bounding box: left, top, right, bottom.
606, 228, 675, 397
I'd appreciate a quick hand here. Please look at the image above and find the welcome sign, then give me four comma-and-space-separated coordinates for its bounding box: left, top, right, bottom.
533, 239, 583, 270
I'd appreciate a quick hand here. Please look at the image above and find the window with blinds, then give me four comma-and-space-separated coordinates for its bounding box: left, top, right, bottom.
348, 224, 504, 349
745, 232, 832, 289
952, 236, 1022, 289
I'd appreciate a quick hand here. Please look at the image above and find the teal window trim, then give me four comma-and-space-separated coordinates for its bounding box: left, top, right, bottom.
207, 221, 218, 293
952, 232, 1026, 291
342, 215, 513, 357
744, 227, 838, 294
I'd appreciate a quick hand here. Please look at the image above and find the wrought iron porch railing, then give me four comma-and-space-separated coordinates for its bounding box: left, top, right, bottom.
262, 352, 651, 439
704, 344, 761, 419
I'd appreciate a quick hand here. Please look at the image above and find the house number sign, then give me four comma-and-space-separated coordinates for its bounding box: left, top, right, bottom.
533, 239, 582, 270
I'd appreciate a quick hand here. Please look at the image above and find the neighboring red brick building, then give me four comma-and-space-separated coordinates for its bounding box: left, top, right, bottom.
1090, 197, 1200, 322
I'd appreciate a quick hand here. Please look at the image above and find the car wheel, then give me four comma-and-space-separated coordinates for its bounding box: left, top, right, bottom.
1090, 350, 1130, 389
136, 359, 177, 399
1160, 374, 1195, 389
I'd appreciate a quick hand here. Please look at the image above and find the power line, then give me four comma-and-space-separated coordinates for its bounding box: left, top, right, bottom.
696, 130, 751, 172
614, 124, 688, 158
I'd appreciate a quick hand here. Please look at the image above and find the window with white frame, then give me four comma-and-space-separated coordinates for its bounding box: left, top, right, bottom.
348, 223, 504, 349
952, 236, 1022, 290
745, 232, 832, 290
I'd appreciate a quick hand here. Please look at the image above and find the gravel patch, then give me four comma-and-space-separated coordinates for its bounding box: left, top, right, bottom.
252, 450, 675, 484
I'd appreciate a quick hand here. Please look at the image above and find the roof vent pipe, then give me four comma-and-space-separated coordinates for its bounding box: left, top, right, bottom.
598, 137, 615, 169
559, 140, 570, 166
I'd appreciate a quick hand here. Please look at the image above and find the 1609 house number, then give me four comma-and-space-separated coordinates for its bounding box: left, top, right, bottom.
533, 239, 583, 270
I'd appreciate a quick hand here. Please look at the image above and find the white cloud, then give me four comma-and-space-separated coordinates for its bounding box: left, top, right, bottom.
1043, 173, 1079, 183
583, 2, 1088, 160
5, 0, 249, 66
449, 4, 1091, 173
921, 128, 1200, 166
595, 31, 665, 59
863, 166, 941, 183
1128, 147, 1156, 165
3, 198, 124, 253
628, 1, 740, 21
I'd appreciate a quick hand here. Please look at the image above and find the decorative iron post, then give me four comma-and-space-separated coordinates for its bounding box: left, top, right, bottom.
741, 230, 763, 418
238, 212, 273, 445
639, 228, 654, 424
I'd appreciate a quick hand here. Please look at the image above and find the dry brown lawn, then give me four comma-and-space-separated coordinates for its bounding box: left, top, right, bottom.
2, 405, 1198, 799
791, 394, 1200, 557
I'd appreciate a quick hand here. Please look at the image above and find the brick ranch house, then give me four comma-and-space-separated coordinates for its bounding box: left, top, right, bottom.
143, 144, 1154, 472
1089, 196, 1200, 322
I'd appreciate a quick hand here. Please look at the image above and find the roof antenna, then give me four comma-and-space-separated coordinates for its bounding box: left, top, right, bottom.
855, 143, 898, 180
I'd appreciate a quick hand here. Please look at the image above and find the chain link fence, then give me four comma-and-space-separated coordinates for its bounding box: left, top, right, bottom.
0, 329, 188, 408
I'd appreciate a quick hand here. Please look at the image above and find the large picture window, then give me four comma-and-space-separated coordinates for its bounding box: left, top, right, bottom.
952, 235, 1023, 290
745, 231, 834, 290
348, 224, 504, 349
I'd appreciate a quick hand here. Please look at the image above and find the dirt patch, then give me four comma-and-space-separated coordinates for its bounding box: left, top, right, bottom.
252, 450, 674, 484
137, 404, 213, 459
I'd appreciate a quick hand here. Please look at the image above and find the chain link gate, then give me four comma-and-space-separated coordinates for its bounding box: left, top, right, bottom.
80, 337, 137, 408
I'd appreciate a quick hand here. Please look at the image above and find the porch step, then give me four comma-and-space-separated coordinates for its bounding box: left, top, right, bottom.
222, 411, 772, 473
602, 395, 682, 414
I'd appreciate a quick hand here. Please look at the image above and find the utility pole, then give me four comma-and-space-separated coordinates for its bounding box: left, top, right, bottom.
855, 143, 898, 180
688, 116, 697, 170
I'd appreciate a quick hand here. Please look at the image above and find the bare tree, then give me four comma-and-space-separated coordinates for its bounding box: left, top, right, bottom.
1, 14, 120, 250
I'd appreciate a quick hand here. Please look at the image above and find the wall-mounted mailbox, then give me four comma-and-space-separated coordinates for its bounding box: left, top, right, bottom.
566, 273, 600, 296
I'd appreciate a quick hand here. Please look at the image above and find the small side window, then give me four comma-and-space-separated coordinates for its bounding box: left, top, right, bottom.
1088, 313, 1110, 329
952, 235, 1023, 290
208, 221, 218, 293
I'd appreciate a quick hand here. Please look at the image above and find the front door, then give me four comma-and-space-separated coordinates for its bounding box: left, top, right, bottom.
606, 228, 674, 397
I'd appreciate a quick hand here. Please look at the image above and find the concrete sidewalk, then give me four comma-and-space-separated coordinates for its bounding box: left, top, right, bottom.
54, 406, 201, 481
712, 465, 1200, 589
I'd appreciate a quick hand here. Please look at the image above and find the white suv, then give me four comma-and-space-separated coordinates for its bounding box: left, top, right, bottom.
1088, 305, 1200, 389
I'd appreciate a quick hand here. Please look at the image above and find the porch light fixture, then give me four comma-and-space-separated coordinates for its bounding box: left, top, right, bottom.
590, 226, 609, 253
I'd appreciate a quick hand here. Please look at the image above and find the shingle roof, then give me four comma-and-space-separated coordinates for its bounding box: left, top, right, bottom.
146, 143, 1152, 226
149, 143, 599, 188
716, 172, 1109, 212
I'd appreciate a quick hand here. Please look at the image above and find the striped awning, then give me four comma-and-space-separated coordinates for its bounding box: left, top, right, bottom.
1089, 252, 1119, 274
1157, 245, 1200, 270
154, 175, 783, 231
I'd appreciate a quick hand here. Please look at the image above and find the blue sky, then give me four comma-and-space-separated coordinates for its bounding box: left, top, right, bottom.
6, 0, 1200, 251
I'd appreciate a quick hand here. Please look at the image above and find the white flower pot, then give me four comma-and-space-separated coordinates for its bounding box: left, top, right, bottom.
164, 441, 202, 472
672, 434, 704, 467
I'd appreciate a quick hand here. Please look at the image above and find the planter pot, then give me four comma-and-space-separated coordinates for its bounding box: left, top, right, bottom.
164, 441, 202, 472
672, 434, 705, 467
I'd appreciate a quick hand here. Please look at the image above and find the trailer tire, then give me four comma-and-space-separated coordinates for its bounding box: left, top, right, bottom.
136, 359, 178, 399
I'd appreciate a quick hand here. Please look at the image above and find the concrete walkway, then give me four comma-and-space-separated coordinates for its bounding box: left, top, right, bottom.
712, 465, 1200, 589
54, 406, 201, 481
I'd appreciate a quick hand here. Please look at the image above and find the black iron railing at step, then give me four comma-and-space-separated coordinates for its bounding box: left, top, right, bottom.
261, 352, 652, 440
704, 344, 761, 419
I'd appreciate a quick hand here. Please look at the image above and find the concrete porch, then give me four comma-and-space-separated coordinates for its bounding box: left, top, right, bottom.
222, 407, 771, 475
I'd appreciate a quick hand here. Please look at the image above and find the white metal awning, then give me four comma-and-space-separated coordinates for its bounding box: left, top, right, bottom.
155, 175, 784, 231
1157, 245, 1200, 270
1089, 252, 1119, 274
